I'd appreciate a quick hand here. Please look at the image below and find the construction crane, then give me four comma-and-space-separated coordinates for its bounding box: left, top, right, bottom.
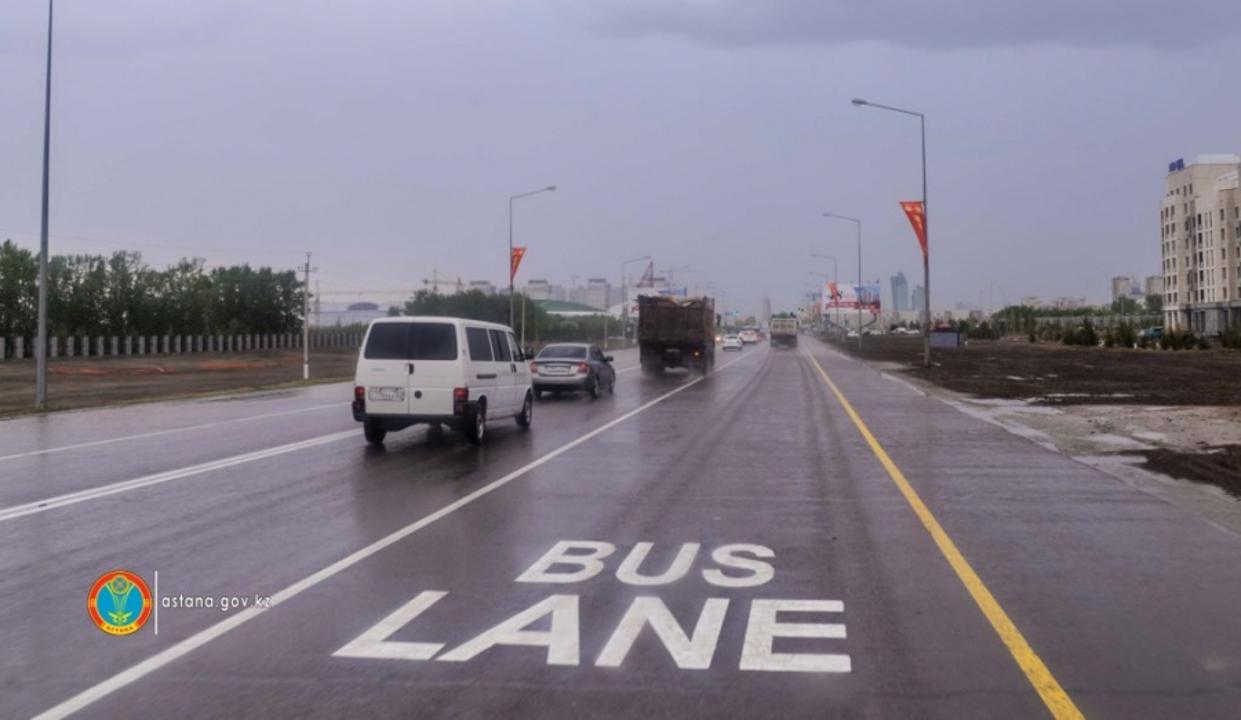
421, 269, 464, 295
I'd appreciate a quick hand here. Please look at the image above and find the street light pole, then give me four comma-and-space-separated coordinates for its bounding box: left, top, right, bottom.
823, 213, 863, 350
810, 253, 838, 335
34, 0, 54, 410
621, 255, 651, 347
853, 98, 930, 367
508, 185, 556, 330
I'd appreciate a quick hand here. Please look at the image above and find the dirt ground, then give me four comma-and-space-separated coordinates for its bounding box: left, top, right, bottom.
832, 335, 1241, 513
0, 349, 358, 417
835, 335, 1241, 405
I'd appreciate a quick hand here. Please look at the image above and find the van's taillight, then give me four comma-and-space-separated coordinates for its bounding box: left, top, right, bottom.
577, 362, 589, 374
352, 386, 365, 415
453, 386, 469, 415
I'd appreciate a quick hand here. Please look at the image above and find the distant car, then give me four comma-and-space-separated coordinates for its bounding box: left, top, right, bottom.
531, 343, 616, 399
739, 330, 759, 344
1140, 326, 1163, 340
846, 330, 859, 339
721, 335, 743, 351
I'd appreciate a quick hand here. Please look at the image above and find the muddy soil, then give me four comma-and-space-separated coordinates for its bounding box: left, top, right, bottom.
835, 335, 1241, 405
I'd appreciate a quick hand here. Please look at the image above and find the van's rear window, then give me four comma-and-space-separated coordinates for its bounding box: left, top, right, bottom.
364, 323, 457, 360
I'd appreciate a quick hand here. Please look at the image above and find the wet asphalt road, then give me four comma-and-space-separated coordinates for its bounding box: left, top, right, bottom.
3, 340, 1241, 719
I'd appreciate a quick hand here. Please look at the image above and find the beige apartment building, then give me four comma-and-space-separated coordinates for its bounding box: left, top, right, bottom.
1160, 154, 1241, 333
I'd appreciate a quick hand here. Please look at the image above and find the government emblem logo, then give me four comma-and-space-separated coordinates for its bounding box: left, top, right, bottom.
88, 570, 152, 636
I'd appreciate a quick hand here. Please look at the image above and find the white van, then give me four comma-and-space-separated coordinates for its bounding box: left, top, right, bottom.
352, 317, 533, 445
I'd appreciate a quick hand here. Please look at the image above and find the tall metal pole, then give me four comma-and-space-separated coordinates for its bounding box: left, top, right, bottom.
920, 115, 930, 368
34, 0, 54, 410
507, 185, 556, 330
851, 98, 929, 366
823, 213, 862, 349
508, 196, 515, 328
856, 219, 863, 351
302, 253, 311, 380
621, 255, 651, 347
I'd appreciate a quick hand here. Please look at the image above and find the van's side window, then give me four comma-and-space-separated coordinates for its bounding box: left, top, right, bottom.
506, 333, 522, 361
466, 327, 493, 361
489, 329, 512, 362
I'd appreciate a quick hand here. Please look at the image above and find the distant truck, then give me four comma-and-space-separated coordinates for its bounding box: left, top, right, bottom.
638, 295, 715, 375
769, 316, 799, 348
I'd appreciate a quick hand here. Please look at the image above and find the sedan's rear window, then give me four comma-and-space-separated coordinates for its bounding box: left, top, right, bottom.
364, 323, 457, 360
537, 345, 587, 359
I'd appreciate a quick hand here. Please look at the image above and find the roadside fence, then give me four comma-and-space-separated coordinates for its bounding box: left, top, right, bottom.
0, 331, 363, 361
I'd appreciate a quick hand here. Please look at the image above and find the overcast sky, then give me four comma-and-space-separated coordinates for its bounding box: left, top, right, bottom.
3, 1, 1239, 315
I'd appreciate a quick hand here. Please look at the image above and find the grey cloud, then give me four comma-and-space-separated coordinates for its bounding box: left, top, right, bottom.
578, 0, 1239, 50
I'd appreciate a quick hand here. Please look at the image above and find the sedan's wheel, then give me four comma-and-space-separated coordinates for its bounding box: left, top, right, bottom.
588, 374, 601, 399
516, 392, 533, 428
464, 406, 486, 444
608, 375, 616, 395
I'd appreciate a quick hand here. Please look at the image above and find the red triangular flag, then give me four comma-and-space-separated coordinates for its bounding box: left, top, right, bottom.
900, 201, 927, 260
510, 246, 527, 282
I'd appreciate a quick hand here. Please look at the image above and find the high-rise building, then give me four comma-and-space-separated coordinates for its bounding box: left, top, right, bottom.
1111, 276, 1134, 303
1145, 275, 1163, 298
1161, 154, 1241, 333
584, 278, 610, 310
890, 272, 910, 312
911, 285, 926, 313
525, 279, 552, 301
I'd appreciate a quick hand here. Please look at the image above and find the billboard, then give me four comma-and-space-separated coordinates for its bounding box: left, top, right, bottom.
822, 283, 881, 314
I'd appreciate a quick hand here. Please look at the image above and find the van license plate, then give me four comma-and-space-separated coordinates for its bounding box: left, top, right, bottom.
368, 387, 405, 402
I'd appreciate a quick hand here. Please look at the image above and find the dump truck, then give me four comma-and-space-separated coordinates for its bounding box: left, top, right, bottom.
638, 295, 715, 375
769, 316, 799, 348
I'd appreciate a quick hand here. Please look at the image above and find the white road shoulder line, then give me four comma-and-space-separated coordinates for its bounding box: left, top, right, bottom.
32, 351, 755, 720
0, 430, 357, 523
0, 403, 340, 463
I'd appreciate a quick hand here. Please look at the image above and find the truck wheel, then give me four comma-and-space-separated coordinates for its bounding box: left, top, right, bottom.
464, 405, 486, 444
363, 420, 386, 445
516, 392, 533, 428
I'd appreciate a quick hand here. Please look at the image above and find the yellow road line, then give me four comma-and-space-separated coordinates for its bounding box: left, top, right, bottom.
806, 351, 1084, 720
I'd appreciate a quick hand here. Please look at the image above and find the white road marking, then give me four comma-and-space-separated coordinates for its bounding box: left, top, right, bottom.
0, 430, 357, 523
32, 350, 757, 720
739, 599, 850, 673
596, 596, 729, 670
0, 403, 340, 463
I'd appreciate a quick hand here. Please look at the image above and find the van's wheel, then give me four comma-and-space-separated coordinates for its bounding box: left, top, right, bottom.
464, 404, 486, 444
516, 392, 533, 428
363, 420, 386, 445
588, 374, 601, 399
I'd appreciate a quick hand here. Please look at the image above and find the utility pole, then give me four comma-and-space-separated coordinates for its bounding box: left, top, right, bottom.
34, 0, 54, 410
302, 253, 316, 380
